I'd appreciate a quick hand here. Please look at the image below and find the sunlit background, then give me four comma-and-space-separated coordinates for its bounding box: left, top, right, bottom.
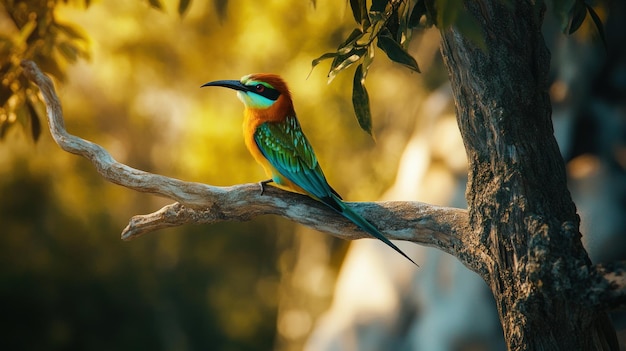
1, 0, 624, 350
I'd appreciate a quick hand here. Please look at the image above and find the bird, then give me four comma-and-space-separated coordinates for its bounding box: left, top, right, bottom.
201, 74, 416, 265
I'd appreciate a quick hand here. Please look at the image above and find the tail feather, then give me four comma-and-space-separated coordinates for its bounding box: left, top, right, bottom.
322, 195, 418, 266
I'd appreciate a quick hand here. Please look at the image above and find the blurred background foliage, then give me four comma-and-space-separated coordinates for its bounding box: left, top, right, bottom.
0, 0, 436, 350
1, 0, 624, 350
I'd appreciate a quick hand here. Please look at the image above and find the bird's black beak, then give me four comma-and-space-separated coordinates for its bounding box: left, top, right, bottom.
201, 80, 248, 92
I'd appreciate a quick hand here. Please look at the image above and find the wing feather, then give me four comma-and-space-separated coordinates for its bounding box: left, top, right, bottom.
254, 116, 341, 199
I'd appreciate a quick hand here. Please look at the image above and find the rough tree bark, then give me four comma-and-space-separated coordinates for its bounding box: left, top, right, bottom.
440, 0, 619, 349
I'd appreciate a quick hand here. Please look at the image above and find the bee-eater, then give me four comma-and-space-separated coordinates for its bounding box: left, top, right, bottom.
201, 74, 415, 265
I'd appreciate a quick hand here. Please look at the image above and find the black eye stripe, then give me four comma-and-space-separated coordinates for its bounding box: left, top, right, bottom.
247, 84, 280, 101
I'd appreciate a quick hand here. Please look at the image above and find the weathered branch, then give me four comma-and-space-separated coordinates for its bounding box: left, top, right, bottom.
21, 60, 472, 265
22, 49, 626, 314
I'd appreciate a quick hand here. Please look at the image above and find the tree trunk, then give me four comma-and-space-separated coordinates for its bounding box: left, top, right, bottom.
439, 0, 619, 349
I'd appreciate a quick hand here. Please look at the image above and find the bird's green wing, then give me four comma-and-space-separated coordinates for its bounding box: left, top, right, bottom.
255, 117, 417, 265
254, 116, 341, 201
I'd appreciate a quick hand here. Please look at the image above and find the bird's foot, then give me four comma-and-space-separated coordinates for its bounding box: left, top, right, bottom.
259, 179, 273, 195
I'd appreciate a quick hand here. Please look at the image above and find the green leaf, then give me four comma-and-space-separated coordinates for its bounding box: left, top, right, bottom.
0, 121, 8, 140
455, 8, 486, 50
214, 0, 229, 20
311, 52, 341, 69
357, 0, 371, 29
368, 11, 385, 23
361, 44, 375, 81
26, 100, 41, 142
436, 0, 462, 29
55, 22, 88, 42
371, 0, 388, 13
58, 42, 76, 61
317, 29, 366, 79
385, 6, 400, 42
377, 29, 420, 72
147, 0, 163, 10
338, 28, 364, 50
552, 0, 576, 32
567, 0, 586, 34
424, 0, 438, 26
350, 0, 363, 25
408, 0, 427, 28
311, 28, 368, 79
310, 29, 364, 74
15, 101, 29, 131
586, 3, 607, 51
178, 0, 191, 16
352, 64, 373, 136
328, 48, 366, 82
17, 19, 37, 45
368, 0, 389, 23
432, 0, 485, 49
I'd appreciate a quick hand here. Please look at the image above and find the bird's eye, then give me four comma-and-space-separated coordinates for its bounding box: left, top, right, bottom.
255, 84, 265, 92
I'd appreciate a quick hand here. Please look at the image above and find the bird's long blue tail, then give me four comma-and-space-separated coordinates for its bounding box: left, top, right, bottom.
321, 195, 418, 266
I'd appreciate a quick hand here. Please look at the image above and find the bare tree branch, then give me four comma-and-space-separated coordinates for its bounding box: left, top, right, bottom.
121, 196, 468, 248
21, 57, 624, 312
21, 60, 473, 264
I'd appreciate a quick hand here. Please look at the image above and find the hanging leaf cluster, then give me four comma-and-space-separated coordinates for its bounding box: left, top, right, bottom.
311, 0, 488, 136
312, 0, 606, 136
312, 0, 429, 136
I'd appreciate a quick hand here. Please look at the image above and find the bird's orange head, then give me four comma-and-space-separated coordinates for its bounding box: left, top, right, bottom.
201, 73, 295, 122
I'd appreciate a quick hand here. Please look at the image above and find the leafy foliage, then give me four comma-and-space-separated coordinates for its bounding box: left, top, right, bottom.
312, 0, 425, 136
1, 0, 607, 140
312, 0, 606, 135
0, 0, 91, 141
0, 0, 610, 140
0, 0, 197, 142
313, 0, 488, 135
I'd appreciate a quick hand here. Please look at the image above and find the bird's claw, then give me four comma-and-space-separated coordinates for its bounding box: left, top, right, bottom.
259, 179, 273, 195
